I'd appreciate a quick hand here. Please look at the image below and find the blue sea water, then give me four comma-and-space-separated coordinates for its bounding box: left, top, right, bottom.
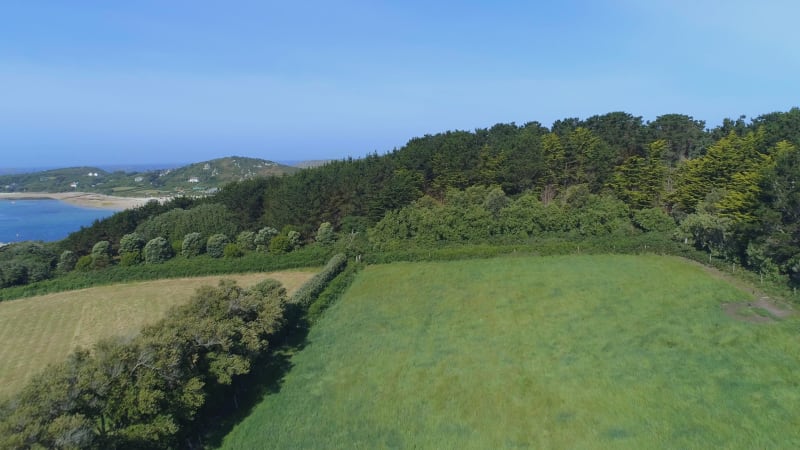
0, 199, 116, 243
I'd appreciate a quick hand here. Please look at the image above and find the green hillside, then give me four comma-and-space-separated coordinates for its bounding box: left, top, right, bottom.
0, 156, 298, 196
221, 255, 800, 449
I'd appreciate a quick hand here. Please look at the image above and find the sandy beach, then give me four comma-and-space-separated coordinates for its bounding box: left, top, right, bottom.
0, 192, 168, 211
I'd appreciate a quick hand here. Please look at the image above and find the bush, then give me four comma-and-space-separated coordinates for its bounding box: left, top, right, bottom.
315, 222, 335, 246
269, 235, 290, 254
119, 232, 146, 255
236, 231, 256, 252
255, 227, 278, 253
633, 208, 675, 232
224, 243, 244, 258
91, 240, 112, 269
75, 255, 94, 272
270, 230, 302, 254
182, 232, 205, 258
57, 250, 78, 273
207, 234, 230, 259
144, 237, 173, 264
119, 252, 141, 267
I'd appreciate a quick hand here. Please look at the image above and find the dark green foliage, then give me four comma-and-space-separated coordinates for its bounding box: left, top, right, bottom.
181, 232, 205, 257
60, 198, 193, 256
144, 237, 173, 264
0, 241, 57, 286
207, 234, 230, 259
0, 261, 27, 287
646, 113, 708, 164
136, 203, 238, 243
4, 107, 800, 292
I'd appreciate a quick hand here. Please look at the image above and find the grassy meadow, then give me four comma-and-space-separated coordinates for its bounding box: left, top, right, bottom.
0, 270, 315, 399
221, 255, 800, 449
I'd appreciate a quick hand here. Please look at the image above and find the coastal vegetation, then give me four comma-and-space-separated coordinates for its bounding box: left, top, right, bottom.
2, 108, 800, 447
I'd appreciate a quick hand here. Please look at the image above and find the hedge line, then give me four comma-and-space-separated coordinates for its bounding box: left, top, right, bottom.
0, 246, 331, 302
289, 253, 348, 308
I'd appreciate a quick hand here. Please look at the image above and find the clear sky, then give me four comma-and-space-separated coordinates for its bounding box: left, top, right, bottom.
1, 0, 798, 168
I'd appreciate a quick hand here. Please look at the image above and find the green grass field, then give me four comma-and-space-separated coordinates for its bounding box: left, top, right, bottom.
220, 255, 800, 449
0, 270, 315, 399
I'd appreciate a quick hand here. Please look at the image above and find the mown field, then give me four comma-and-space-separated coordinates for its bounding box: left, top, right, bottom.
0, 270, 315, 399
221, 254, 800, 449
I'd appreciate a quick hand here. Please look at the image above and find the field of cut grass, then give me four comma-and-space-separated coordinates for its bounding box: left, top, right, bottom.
221, 254, 800, 449
0, 270, 315, 399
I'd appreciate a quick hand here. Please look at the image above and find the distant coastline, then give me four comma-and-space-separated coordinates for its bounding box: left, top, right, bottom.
0, 192, 167, 211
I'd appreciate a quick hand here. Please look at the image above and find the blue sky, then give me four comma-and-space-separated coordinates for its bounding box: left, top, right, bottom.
1, 1, 798, 168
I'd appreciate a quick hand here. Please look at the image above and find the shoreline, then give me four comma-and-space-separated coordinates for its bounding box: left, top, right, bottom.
0, 192, 168, 211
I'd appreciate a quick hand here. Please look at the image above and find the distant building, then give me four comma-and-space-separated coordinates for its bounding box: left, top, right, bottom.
70, 182, 78, 188
188, 177, 200, 183
134, 176, 144, 182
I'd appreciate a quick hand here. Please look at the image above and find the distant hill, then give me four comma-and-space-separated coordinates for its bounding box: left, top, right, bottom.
0, 156, 299, 197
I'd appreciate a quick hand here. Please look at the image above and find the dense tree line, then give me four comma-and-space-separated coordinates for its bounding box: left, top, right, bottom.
3, 108, 800, 289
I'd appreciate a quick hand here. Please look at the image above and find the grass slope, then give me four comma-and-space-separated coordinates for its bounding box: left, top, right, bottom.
221, 255, 800, 449
0, 270, 315, 399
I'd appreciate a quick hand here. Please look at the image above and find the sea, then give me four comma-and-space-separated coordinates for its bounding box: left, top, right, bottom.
0, 199, 117, 243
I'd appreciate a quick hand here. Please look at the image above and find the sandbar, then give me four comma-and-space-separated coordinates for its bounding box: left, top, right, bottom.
0, 192, 168, 211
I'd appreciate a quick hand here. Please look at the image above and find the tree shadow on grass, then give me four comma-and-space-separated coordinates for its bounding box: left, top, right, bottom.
188, 303, 311, 449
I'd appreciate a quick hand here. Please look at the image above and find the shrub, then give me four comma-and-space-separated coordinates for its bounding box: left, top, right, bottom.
633, 208, 675, 232
207, 234, 230, 259
57, 250, 78, 273
144, 237, 173, 264
315, 222, 334, 246
269, 235, 289, 254
119, 252, 141, 267
269, 230, 302, 254
91, 240, 112, 269
119, 232, 146, 255
75, 255, 94, 272
236, 231, 257, 252
255, 227, 278, 253
182, 232, 205, 258
224, 243, 244, 258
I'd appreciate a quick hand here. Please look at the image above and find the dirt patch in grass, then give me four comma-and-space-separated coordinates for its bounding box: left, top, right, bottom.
721, 297, 794, 323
